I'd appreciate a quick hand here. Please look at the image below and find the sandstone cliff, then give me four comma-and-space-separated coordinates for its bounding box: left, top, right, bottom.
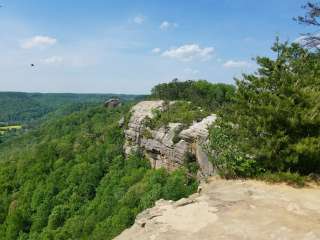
124, 100, 216, 177
115, 178, 320, 240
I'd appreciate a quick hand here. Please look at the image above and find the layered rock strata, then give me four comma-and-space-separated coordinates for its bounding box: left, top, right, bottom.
124, 101, 216, 176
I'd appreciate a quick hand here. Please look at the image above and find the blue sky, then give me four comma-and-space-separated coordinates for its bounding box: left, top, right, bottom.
0, 0, 308, 94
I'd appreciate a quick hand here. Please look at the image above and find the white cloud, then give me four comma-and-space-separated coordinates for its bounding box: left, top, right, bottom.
162, 44, 214, 61
223, 60, 252, 68
160, 21, 178, 31
42, 56, 63, 64
151, 48, 161, 53
21, 35, 57, 49
133, 15, 145, 24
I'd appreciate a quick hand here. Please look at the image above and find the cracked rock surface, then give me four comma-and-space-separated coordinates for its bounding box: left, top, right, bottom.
115, 178, 320, 240
124, 101, 216, 176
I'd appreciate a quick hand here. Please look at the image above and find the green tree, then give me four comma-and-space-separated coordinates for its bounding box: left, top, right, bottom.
150, 80, 235, 110
215, 41, 320, 175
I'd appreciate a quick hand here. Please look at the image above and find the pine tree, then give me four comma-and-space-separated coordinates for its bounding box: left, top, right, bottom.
222, 41, 320, 174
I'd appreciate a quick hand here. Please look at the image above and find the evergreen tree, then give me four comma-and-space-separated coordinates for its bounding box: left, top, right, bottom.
216, 41, 320, 174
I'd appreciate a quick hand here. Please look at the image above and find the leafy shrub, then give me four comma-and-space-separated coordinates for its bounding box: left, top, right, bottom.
183, 152, 199, 174
48, 205, 69, 230
145, 101, 209, 130
209, 123, 259, 178
142, 128, 153, 139
163, 169, 197, 201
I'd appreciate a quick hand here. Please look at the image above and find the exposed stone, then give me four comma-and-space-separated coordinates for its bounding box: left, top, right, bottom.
124, 100, 165, 155
115, 178, 320, 240
179, 115, 217, 141
104, 98, 122, 108
173, 198, 195, 208
124, 101, 216, 176
195, 143, 214, 177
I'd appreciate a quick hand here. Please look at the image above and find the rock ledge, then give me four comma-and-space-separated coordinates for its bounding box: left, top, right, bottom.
115, 178, 320, 240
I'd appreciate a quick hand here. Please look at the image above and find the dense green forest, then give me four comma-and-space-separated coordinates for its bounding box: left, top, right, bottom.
0, 103, 197, 240
150, 80, 235, 110
0, 92, 140, 124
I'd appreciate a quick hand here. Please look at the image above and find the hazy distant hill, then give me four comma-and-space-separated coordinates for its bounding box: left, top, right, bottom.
0, 92, 142, 123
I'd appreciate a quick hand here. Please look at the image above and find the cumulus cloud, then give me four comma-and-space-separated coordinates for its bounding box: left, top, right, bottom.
21, 35, 57, 49
133, 15, 145, 24
151, 48, 161, 53
223, 60, 252, 68
160, 21, 178, 31
42, 56, 63, 64
162, 44, 214, 61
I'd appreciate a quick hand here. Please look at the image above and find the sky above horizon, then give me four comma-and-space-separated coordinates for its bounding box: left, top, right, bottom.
0, 0, 309, 94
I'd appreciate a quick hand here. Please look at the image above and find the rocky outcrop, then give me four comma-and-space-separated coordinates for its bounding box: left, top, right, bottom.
115, 178, 320, 240
124, 101, 216, 176
124, 100, 165, 155
104, 98, 121, 108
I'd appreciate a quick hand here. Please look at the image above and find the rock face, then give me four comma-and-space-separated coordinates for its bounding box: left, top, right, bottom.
104, 98, 121, 108
124, 100, 165, 155
124, 101, 216, 176
115, 178, 320, 240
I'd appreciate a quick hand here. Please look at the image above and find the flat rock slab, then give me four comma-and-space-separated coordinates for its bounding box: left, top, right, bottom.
115, 179, 320, 240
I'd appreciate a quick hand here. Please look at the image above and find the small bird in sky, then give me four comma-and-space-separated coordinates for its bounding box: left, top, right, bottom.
30, 64, 35, 67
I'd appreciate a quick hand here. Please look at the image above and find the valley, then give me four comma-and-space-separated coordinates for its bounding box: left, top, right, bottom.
0, 1, 319, 239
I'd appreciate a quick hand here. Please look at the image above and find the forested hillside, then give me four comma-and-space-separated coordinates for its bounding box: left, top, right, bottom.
150, 80, 235, 111
0, 92, 140, 124
0, 103, 196, 240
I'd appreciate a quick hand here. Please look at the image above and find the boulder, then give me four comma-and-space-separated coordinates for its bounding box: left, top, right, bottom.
179, 115, 216, 141
104, 98, 121, 108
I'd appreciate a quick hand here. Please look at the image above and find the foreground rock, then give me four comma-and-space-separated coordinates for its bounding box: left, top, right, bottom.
115, 179, 320, 240
124, 101, 216, 177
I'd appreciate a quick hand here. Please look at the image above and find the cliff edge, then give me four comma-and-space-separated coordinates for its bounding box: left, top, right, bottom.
115, 178, 320, 240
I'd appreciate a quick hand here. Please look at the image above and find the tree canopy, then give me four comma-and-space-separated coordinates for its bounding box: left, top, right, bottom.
210, 42, 320, 177
0, 92, 140, 124
150, 79, 235, 110
0, 104, 197, 240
